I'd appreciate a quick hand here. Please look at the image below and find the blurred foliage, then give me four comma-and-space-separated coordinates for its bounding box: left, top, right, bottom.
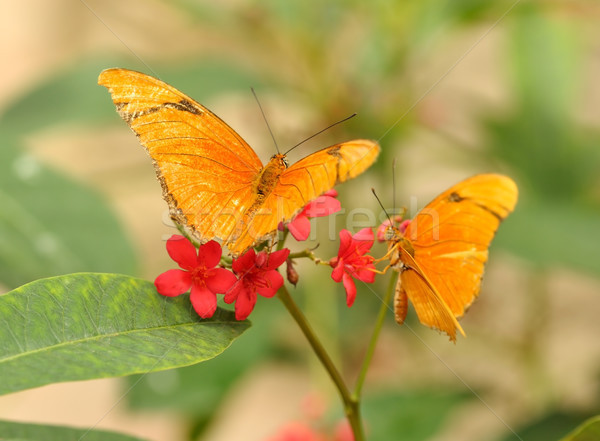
497, 411, 599, 441
559, 415, 600, 441
0, 130, 136, 287
0, 419, 148, 441
363, 389, 471, 441
488, 7, 600, 273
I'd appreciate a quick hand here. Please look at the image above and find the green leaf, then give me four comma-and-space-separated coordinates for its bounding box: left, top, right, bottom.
560, 416, 600, 441
0, 419, 148, 441
124, 297, 283, 438
0, 273, 250, 395
0, 134, 137, 288
363, 389, 470, 441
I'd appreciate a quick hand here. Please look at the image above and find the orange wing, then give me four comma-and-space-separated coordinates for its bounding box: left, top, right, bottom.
226, 140, 380, 253
396, 174, 518, 341
99, 68, 380, 255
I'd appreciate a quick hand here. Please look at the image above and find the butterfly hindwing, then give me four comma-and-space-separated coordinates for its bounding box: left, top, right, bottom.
228, 140, 381, 253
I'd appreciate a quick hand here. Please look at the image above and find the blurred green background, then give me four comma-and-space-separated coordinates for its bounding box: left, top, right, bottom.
0, 1, 599, 440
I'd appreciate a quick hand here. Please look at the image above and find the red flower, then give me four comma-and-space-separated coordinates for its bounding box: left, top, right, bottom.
376, 216, 410, 242
225, 248, 291, 320
333, 421, 355, 441
266, 422, 324, 441
155, 235, 237, 318
284, 190, 341, 241
329, 228, 376, 307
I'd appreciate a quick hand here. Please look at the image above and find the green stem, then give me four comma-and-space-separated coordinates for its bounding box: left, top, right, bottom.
353, 274, 395, 399
277, 285, 365, 441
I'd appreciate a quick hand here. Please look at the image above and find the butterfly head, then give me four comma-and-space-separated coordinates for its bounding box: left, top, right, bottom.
377, 215, 409, 243
270, 153, 289, 168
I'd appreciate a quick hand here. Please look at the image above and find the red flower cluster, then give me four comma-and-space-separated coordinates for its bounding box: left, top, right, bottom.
155, 197, 378, 320
329, 228, 376, 307
226, 248, 290, 320
155, 235, 289, 320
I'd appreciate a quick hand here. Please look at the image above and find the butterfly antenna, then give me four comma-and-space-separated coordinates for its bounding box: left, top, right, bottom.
252, 87, 280, 154
283, 113, 357, 156
371, 188, 393, 225
392, 158, 397, 216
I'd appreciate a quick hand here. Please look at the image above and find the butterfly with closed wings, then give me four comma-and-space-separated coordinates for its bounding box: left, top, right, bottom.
380, 174, 518, 341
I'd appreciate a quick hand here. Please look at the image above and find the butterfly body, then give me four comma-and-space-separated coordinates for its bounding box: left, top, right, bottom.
384, 174, 518, 341
253, 154, 287, 198
98, 68, 380, 255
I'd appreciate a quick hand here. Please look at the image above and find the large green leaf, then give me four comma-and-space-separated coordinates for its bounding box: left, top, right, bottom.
0, 134, 137, 288
560, 416, 600, 441
0, 420, 147, 441
0, 273, 250, 395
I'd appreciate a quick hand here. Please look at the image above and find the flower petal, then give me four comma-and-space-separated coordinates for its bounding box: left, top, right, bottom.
256, 270, 284, 297
287, 215, 312, 241
197, 240, 223, 268
337, 229, 354, 259
166, 235, 198, 270
232, 248, 256, 274
265, 248, 291, 270
342, 273, 357, 307
353, 228, 374, 255
190, 283, 218, 318
331, 258, 344, 282
303, 194, 341, 218
206, 268, 238, 294
399, 219, 411, 234
354, 265, 376, 283
154, 269, 192, 297
234, 289, 257, 320
224, 280, 242, 304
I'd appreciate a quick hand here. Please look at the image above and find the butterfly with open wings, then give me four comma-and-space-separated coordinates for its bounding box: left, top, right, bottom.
98, 68, 380, 255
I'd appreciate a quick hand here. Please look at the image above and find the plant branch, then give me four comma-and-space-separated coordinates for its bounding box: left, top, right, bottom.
354, 274, 395, 399
277, 285, 365, 440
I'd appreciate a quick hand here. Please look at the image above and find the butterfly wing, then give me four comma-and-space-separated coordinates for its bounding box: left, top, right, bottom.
98, 68, 263, 245
227, 139, 380, 253
399, 174, 518, 340
395, 246, 465, 340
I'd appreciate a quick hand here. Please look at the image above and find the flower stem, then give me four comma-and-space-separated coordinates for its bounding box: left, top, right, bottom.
277, 285, 365, 441
353, 274, 395, 399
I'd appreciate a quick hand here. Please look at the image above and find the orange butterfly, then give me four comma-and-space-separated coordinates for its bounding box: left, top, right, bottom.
382, 174, 518, 341
98, 68, 380, 255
